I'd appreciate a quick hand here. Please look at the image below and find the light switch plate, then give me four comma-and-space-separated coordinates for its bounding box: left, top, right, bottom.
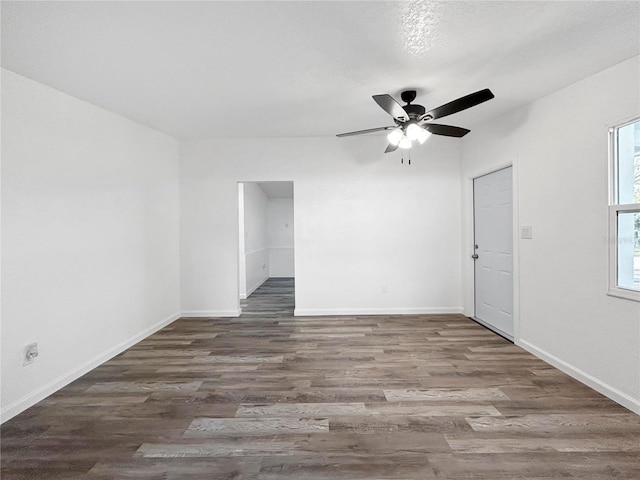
521, 225, 532, 239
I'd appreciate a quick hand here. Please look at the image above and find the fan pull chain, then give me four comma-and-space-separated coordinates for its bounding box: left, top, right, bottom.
400, 151, 412, 165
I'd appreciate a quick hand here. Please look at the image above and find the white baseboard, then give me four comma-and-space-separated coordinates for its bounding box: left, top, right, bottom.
518, 338, 640, 415
245, 277, 267, 298
1, 312, 180, 424
240, 275, 272, 300
294, 307, 464, 316
180, 309, 241, 318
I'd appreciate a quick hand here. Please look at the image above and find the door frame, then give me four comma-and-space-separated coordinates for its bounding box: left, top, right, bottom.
463, 162, 520, 342
236, 180, 296, 312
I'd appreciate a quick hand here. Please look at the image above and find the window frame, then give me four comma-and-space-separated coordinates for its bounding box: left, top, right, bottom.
608, 117, 640, 302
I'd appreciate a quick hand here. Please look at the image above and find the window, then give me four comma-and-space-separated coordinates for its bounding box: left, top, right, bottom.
609, 117, 640, 301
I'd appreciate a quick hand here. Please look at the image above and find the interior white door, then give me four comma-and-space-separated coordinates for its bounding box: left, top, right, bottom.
473, 167, 514, 339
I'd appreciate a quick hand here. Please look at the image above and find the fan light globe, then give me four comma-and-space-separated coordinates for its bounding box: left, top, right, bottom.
416, 127, 431, 144
398, 136, 412, 149
386, 128, 403, 146
405, 123, 423, 141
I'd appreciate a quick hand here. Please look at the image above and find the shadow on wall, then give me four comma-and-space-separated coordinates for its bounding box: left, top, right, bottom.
335, 134, 389, 165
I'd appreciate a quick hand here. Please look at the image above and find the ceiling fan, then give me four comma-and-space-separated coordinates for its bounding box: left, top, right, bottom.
337, 88, 495, 153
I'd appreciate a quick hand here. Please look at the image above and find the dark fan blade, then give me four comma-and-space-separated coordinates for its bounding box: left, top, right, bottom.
372, 94, 409, 122
423, 123, 470, 137
336, 126, 395, 137
385, 143, 398, 153
424, 89, 494, 120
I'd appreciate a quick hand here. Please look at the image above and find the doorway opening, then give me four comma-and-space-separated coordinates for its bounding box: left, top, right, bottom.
238, 181, 295, 317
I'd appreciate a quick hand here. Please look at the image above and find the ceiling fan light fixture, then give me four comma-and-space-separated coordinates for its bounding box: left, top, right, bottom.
398, 136, 412, 149
386, 128, 403, 146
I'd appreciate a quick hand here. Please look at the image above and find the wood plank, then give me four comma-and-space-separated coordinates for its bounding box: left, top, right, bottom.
466, 413, 640, 433
136, 439, 298, 457
383, 387, 509, 402
192, 355, 284, 364
236, 403, 368, 417
445, 434, 640, 453
184, 417, 329, 436
84, 381, 203, 394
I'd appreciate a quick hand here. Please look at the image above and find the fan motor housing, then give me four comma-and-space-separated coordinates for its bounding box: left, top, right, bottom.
403, 103, 426, 119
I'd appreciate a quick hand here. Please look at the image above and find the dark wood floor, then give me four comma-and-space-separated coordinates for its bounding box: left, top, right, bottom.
2, 280, 639, 479
240, 278, 295, 318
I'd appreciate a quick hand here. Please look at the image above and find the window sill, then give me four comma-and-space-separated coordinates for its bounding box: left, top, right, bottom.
607, 287, 640, 303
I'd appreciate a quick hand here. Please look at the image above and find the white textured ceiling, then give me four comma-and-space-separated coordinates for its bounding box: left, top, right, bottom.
2, 1, 639, 139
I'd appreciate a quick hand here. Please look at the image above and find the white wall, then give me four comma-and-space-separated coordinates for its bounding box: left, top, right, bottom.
1, 70, 181, 421
461, 56, 640, 414
180, 135, 463, 316
242, 182, 269, 296
267, 197, 294, 277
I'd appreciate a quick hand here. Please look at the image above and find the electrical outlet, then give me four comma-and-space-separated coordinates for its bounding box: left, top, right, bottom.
381, 284, 388, 294
24, 343, 38, 366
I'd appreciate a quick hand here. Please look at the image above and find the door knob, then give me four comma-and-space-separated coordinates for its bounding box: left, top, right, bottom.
472, 254, 479, 259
